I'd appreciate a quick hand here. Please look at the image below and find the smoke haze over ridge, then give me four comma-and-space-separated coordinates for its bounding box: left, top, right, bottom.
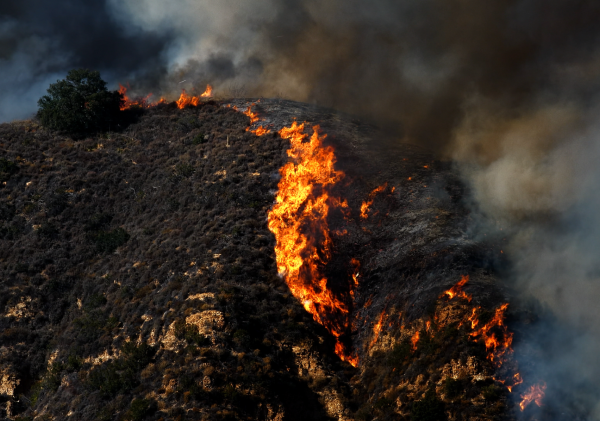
4, 0, 600, 417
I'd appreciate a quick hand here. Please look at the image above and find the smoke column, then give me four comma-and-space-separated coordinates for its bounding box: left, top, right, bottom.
4, 0, 600, 417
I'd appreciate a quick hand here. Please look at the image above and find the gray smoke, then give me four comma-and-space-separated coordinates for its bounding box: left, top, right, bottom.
0, 0, 172, 122
4, 0, 600, 417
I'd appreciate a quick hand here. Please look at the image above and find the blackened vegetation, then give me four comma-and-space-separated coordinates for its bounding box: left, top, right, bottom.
0, 104, 350, 420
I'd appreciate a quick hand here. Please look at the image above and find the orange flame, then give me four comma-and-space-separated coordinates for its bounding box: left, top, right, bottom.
519, 383, 546, 411
369, 311, 386, 349
251, 126, 271, 136
267, 122, 357, 366
469, 303, 513, 366
200, 84, 213, 97
442, 275, 472, 302
176, 89, 200, 109
360, 183, 388, 219
118, 84, 164, 110
244, 105, 260, 126
507, 372, 523, 393
411, 330, 420, 351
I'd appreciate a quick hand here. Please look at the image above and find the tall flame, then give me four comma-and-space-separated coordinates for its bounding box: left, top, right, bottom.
200, 84, 213, 97
267, 122, 357, 366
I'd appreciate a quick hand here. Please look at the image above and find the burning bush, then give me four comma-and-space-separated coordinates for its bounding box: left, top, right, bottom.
37, 69, 122, 134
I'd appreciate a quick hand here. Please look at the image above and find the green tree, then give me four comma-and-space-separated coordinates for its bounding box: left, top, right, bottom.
37, 69, 123, 133
411, 388, 447, 421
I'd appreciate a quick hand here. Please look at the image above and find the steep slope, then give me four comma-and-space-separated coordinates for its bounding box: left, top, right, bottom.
0, 98, 552, 421
0, 102, 354, 420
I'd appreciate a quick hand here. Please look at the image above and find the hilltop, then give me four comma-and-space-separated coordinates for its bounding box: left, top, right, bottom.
0, 99, 557, 420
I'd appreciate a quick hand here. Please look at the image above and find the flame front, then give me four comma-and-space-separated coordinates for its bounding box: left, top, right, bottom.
519, 383, 547, 411
176, 89, 200, 109
118, 84, 164, 110
267, 122, 357, 366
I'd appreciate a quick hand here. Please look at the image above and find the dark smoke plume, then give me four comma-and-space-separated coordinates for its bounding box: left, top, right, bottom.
0, 0, 172, 122
4, 0, 600, 417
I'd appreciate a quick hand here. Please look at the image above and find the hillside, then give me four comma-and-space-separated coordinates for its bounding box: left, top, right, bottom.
0, 99, 554, 421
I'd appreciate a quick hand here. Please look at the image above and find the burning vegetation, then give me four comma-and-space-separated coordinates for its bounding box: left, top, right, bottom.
2, 86, 560, 420
267, 121, 358, 366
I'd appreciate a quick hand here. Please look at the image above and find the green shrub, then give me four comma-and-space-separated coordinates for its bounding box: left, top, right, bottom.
0, 158, 18, 182
411, 388, 447, 421
443, 377, 464, 400
88, 227, 130, 253
482, 384, 502, 401
233, 329, 250, 346
0, 201, 15, 221
173, 319, 210, 346
124, 398, 156, 421
86, 293, 107, 309
84, 213, 113, 232
37, 69, 122, 134
388, 339, 412, 368
88, 342, 155, 398
175, 163, 195, 178
193, 132, 207, 145
37, 222, 58, 238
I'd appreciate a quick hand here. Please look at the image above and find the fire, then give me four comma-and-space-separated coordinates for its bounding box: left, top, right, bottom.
442, 274, 544, 397
360, 183, 388, 219
176, 89, 200, 109
200, 84, 213, 97
369, 311, 386, 349
350, 258, 360, 296
411, 330, 420, 351
251, 126, 271, 136
118, 84, 165, 111
519, 383, 546, 411
442, 275, 472, 302
244, 105, 260, 126
469, 304, 513, 366
267, 121, 357, 366
507, 373, 523, 393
